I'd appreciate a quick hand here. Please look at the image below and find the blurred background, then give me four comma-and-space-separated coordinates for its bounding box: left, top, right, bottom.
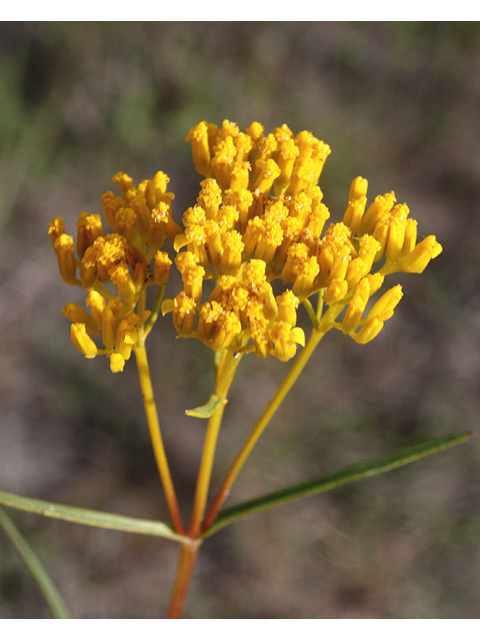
0, 22, 479, 618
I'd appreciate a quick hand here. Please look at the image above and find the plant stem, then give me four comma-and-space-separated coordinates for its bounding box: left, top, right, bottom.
166, 540, 200, 618
144, 284, 165, 339
202, 325, 329, 533
135, 344, 185, 535
188, 350, 242, 537
166, 350, 242, 618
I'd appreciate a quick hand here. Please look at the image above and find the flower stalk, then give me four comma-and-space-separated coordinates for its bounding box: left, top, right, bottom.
167, 350, 242, 618
189, 350, 242, 536
202, 324, 329, 533
135, 343, 184, 535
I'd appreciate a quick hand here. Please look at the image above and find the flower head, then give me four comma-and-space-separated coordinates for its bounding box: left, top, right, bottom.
162, 120, 442, 358
51, 120, 443, 369
49, 171, 180, 372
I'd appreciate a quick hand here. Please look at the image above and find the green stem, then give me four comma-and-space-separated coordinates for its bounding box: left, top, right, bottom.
0, 506, 70, 619
188, 350, 242, 537
303, 298, 319, 329
144, 284, 165, 338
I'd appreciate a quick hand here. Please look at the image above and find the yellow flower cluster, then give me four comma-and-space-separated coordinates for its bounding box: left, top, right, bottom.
48, 171, 181, 372
50, 119, 443, 371
161, 120, 442, 359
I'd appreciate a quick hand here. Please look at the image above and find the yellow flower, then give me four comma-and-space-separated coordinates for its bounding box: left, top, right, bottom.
49, 170, 181, 371
341, 278, 371, 335
62, 303, 100, 335
76, 212, 105, 258
52, 119, 443, 368
163, 120, 443, 359
53, 234, 78, 286
70, 323, 98, 359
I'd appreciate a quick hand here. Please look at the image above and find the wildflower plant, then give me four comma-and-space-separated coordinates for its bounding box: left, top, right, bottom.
0, 120, 472, 618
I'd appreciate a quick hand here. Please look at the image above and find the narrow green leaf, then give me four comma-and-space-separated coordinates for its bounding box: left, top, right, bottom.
186, 393, 224, 418
202, 431, 473, 538
0, 490, 188, 543
0, 506, 70, 619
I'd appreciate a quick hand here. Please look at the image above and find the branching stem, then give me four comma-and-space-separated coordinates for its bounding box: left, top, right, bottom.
166, 350, 242, 618
202, 325, 329, 533
188, 350, 242, 537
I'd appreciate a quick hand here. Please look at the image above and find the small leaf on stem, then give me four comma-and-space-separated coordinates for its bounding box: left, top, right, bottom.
186, 393, 225, 418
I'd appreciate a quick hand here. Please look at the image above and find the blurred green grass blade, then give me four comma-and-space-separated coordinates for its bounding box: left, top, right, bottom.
0, 490, 188, 543
203, 431, 473, 538
0, 506, 70, 619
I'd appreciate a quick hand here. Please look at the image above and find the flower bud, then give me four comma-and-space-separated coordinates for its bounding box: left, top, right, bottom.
152, 251, 172, 285
366, 285, 403, 322
54, 234, 77, 285
48, 217, 66, 247
355, 317, 384, 344
110, 263, 136, 302
70, 323, 98, 358
62, 304, 99, 334
110, 353, 125, 373
342, 278, 370, 334
76, 212, 105, 259
186, 121, 213, 177
253, 158, 281, 195
402, 236, 443, 273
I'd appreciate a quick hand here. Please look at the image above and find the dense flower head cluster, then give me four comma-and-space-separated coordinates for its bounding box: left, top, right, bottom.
161, 120, 442, 360
48, 171, 181, 372
49, 119, 443, 371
